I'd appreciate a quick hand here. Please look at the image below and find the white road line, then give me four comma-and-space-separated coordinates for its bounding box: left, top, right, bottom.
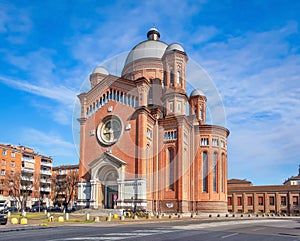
174, 219, 285, 230
48, 228, 176, 241
253, 227, 266, 231
221, 233, 239, 239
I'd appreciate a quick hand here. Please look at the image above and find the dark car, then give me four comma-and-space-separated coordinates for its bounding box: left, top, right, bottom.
0, 214, 7, 225
20, 207, 31, 212
30, 205, 45, 212
48, 206, 62, 212
7, 207, 18, 213
65, 206, 77, 213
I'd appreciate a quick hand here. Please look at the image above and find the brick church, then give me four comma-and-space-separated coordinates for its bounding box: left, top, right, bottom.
77, 28, 230, 213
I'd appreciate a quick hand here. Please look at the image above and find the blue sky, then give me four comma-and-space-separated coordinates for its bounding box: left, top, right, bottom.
0, 0, 299, 185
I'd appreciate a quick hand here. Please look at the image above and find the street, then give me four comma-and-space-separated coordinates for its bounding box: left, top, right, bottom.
1, 218, 300, 241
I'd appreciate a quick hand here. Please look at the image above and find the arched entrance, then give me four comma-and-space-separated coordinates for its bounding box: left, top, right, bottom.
98, 165, 119, 209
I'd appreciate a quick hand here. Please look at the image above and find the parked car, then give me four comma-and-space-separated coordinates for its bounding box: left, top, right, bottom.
48, 206, 62, 212
7, 207, 18, 213
30, 205, 45, 212
0, 214, 7, 225
20, 207, 31, 212
66, 206, 77, 213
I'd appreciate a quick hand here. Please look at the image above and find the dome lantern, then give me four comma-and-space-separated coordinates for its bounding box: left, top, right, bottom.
147, 27, 160, 40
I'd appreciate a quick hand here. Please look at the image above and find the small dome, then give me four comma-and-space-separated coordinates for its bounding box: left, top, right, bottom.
166, 43, 185, 53
190, 89, 205, 97
92, 66, 109, 75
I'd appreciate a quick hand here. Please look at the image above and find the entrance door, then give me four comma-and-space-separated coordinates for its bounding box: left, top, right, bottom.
106, 186, 118, 209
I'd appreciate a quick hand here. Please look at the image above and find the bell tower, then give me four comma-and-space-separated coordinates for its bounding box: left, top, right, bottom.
162, 43, 188, 116
189, 89, 207, 125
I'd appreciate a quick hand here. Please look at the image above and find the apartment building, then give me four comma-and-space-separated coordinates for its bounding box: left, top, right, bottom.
0, 144, 52, 208
52, 164, 79, 209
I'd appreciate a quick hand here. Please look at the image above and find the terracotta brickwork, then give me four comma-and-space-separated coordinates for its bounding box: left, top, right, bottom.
228, 178, 300, 215
78, 28, 230, 213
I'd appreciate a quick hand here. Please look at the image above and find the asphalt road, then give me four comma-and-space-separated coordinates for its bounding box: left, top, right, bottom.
1, 218, 300, 241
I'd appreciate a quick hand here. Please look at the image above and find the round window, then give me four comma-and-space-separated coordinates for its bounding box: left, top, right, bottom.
97, 115, 123, 145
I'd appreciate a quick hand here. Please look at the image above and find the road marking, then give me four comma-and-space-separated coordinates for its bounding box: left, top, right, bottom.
221, 233, 239, 239
48, 228, 176, 241
174, 219, 284, 230
253, 227, 266, 231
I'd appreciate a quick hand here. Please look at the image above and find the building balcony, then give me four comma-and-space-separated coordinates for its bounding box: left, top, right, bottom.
40, 169, 51, 175
21, 167, 35, 173
20, 185, 33, 190
22, 157, 35, 164
40, 178, 51, 184
21, 176, 33, 181
41, 161, 52, 168
40, 187, 51, 192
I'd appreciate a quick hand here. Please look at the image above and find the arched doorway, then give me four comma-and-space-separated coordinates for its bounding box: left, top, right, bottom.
98, 165, 119, 209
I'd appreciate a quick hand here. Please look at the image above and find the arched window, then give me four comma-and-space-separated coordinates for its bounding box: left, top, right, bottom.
202, 151, 208, 192
168, 148, 175, 190
109, 90, 112, 100
177, 71, 181, 85
113, 90, 116, 100
213, 152, 218, 192
221, 153, 225, 192
170, 71, 174, 86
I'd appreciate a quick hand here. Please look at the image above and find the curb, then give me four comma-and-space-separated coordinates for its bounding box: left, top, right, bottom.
0, 225, 55, 233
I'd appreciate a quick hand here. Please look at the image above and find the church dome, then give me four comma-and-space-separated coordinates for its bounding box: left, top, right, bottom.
166, 43, 185, 53
190, 89, 205, 97
92, 66, 109, 75
123, 28, 168, 68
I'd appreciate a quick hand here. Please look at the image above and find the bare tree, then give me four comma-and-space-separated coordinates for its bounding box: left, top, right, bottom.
52, 169, 78, 211
5, 171, 39, 210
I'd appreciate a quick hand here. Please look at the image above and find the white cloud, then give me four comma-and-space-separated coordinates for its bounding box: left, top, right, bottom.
0, 2, 31, 43
0, 75, 77, 107
18, 128, 78, 165
190, 23, 300, 184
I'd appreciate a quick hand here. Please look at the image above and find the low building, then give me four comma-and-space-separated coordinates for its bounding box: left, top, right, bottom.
0, 144, 52, 209
228, 167, 300, 215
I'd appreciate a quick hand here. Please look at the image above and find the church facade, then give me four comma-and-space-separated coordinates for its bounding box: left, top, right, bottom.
77, 28, 229, 213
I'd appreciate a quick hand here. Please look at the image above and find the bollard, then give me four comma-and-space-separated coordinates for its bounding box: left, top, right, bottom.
11, 217, 18, 224
22, 211, 26, 217
44, 210, 47, 215
169, 215, 173, 219
20, 218, 27, 225
133, 215, 138, 220
146, 213, 151, 219
48, 216, 54, 222
94, 217, 100, 222
191, 213, 196, 218
65, 213, 69, 221
7, 211, 11, 217
86, 213, 90, 221
120, 215, 125, 221
47, 212, 50, 218
106, 215, 112, 222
